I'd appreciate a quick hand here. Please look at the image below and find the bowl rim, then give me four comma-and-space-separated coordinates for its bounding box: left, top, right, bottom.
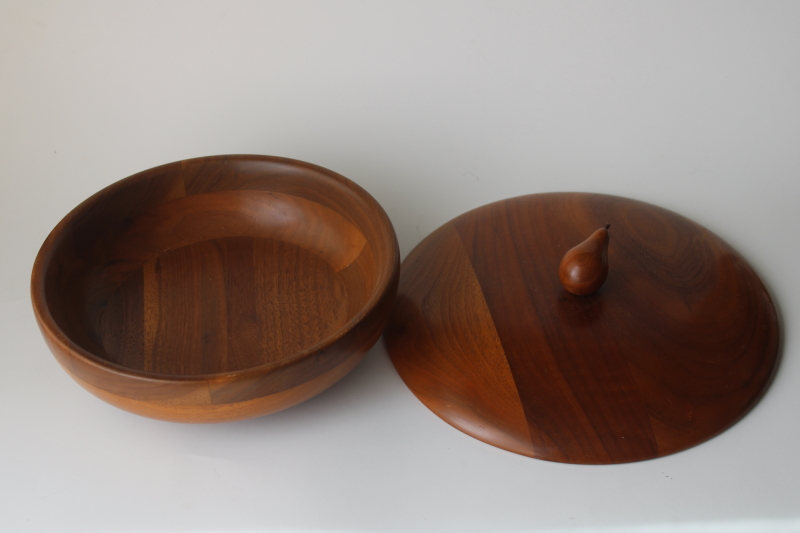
31, 154, 400, 383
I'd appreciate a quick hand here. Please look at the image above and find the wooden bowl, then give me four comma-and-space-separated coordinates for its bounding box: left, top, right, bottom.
32, 155, 399, 423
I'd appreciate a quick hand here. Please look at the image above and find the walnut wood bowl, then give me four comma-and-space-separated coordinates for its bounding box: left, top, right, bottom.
32, 155, 399, 423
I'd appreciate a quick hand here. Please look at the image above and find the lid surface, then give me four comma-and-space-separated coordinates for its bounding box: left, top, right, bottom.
385, 192, 779, 464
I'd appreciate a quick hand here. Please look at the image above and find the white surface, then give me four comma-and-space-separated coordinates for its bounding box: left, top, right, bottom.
2, 1, 799, 532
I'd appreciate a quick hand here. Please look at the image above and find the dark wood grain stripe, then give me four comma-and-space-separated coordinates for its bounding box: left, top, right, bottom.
99, 268, 144, 370
142, 260, 158, 372
219, 237, 259, 373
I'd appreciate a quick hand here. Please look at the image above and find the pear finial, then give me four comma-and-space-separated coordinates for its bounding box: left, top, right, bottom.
559, 225, 610, 295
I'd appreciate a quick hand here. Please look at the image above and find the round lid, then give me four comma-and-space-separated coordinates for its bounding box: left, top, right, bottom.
385, 192, 779, 464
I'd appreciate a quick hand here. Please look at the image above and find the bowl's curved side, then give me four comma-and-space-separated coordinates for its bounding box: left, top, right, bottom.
69, 354, 366, 422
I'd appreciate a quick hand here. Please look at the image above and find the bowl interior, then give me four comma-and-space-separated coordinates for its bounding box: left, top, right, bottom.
38, 156, 394, 376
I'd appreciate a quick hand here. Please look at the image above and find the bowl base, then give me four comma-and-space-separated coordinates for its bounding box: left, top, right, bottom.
99, 236, 351, 375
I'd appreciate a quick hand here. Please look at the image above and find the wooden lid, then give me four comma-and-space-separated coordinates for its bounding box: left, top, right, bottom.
384, 193, 779, 464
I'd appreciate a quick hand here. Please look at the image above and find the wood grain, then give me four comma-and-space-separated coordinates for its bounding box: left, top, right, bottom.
32, 155, 399, 423
384, 193, 780, 464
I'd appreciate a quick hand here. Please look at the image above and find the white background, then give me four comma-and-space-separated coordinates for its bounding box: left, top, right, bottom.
2, 1, 799, 532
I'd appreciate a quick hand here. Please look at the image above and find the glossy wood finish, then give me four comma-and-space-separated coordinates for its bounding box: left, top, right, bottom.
385, 193, 780, 464
32, 155, 399, 422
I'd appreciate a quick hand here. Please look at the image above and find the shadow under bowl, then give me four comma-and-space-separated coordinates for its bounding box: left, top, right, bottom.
32, 155, 399, 422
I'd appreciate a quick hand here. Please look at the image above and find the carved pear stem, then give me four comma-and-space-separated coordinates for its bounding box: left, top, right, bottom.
559, 225, 610, 295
